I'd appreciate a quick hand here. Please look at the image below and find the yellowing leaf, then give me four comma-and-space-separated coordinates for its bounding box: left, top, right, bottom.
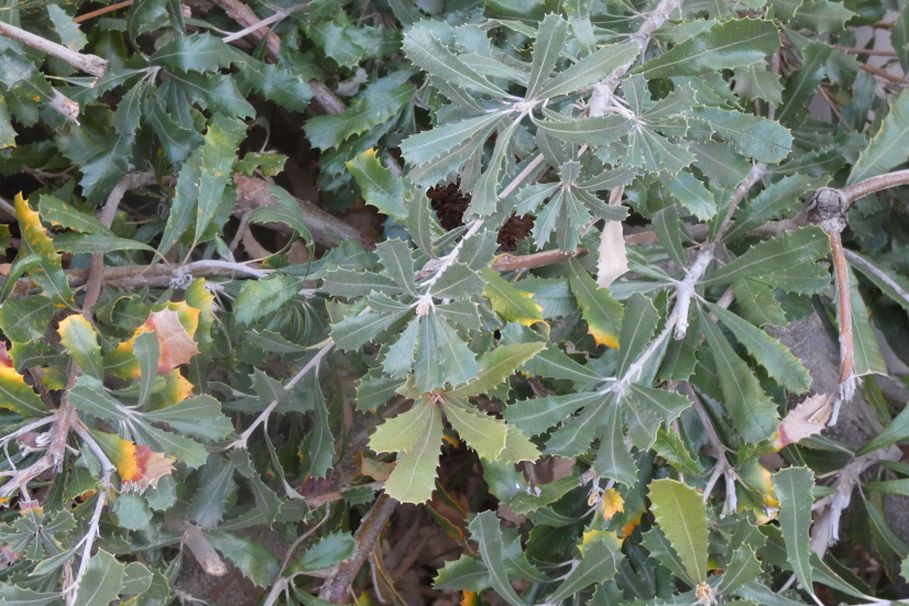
0, 365, 46, 417
481, 269, 544, 327
185, 279, 216, 352
57, 314, 103, 379
94, 431, 175, 494
738, 458, 779, 508
14, 192, 73, 305
147, 309, 200, 373
580, 529, 622, 554
114, 308, 201, 378
567, 258, 623, 349
601, 488, 624, 520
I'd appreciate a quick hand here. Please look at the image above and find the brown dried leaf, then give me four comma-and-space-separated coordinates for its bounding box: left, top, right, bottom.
776, 393, 831, 449
145, 308, 200, 374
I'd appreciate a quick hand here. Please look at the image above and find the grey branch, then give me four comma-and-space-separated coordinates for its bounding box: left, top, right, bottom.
0, 20, 107, 77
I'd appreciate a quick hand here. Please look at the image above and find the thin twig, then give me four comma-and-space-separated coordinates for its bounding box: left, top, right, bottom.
861, 63, 909, 85
318, 494, 398, 603
835, 45, 897, 57
229, 339, 334, 449
64, 423, 115, 606
183, 525, 228, 577
713, 163, 767, 243
213, 0, 284, 58
82, 172, 158, 316
841, 168, 909, 204
828, 230, 856, 425
74, 0, 133, 23
683, 383, 737, 514
0, 21, 107, 77
844, 249, 909, 309
492, 247, 586, 272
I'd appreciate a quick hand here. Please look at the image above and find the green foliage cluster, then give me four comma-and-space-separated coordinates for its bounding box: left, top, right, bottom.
1, 0, 909, 604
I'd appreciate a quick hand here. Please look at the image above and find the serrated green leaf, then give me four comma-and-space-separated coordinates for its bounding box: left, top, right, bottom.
249, 185, 313, 243
383, 402, 442, 503
616, 293, 660, 376
376, 239, 417, 296
719, 545, 763, 593
773, 467, 815, 594
535, 41, 639, 99
234, 274, 299, 326
666, 170, 717, 220
57, 314, 103, 380
403, 26, 509, 99
845, 265, 887, 377
726, 174, 819, 241
289, 532, 357, 575
467, 511, 527, 606
46, 5, 87, 50
546, 536, 620, 602
159, 114, 245, 254
382, 317, 420, 378
505, 390, 600, 436
151, 33, 242, 72
481, 269, 544, 328
707, 303, 811, 393
638, 19, 780, 79
0, 95, 15, 149
73, 550, 126, 606
143, 395, 233, 441
567, 258, 623, 349
695, 107, 793, 163
703, 227, 829, 290
53, 233, 155, 254
592, 401, 638, 485
38, 195, 109, 235
859, 405, 909, 455
499, 425, 541, 464
733, 279, 788, 327
649, 478, 708, 583
239, 62, 313, 112
370, 402, 434, 454
333, 298, 412, 351
132, 422, 208, 468
624, 385, 691, 449
449, 341, 545, 398
700, 312, 779, 442
527, 13, 570, 97
848, 87, 909, 186
113, 493, 152, 531
133, 332, 158, 407
205, 530, 279, 587
346, 149, 406, 220
443, 398, 508, 460
188, 455, 236, 527
14, 193, 73, 305
304, 79, 415, 150
777, 42, 831, 125
534, 112, 629, 146
401, 112, 504, 168
414, 312, 478, 391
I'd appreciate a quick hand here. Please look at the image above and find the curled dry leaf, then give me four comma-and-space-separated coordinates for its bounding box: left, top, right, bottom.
597, 187, 628, 288
96, 432, 175, 494
775, 393, 831, 449
143, 308, 200, 374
